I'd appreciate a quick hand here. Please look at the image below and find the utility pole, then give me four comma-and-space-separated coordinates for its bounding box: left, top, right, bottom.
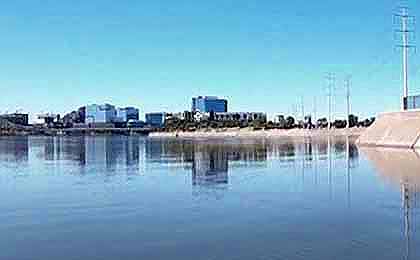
292, 103, 298, 120
345, 75, 351, 130
394, 7, 416, 110
402, 182, 411, 260
346, 135, 351, 208
313, 96, 317, 126
301, 96, 305, 122
326, 73, 335, 131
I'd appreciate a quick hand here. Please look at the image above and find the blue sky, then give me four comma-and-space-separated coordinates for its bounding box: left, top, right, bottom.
0, 0, 418, 120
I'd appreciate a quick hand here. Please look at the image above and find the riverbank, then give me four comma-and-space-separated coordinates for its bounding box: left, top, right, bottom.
150, 127, 366, 139
0, 127, 153, 136
0, 126, 366, 139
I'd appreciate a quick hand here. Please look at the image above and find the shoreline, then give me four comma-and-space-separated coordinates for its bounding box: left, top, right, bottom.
150, 127, 366, 139
0, 127, 366, 139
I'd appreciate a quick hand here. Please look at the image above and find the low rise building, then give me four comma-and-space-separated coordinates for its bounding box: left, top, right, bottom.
38, 113, 60, 127
213, 112, 267, 123
0, 113, 29, 126
115, 107, 139, 123
127, 120, 145, 128
85, 104, 116, 124
404, 95, 420, 110
85, 104, 140, 128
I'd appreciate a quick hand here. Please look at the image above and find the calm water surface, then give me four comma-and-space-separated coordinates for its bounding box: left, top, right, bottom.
0, 136, 418, 260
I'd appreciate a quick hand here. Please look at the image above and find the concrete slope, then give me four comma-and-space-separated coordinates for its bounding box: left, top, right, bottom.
357, 111, 420, 148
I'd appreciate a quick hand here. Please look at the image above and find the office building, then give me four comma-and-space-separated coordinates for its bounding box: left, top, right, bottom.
146, 112, 166, 127
192, 96, 228, 113
213, 112, 267, 123
405, 95, 420, 110
85, 104, 116, 124
0, 113, 29, 126
115, 107, 139, 123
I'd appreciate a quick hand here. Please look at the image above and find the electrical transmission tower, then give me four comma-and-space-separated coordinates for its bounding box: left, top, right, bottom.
326, 73, 335, 130
394, 6, 416, 110
344, 75, 351, 129
313, 96, 317, 124
301, 96, 305, 122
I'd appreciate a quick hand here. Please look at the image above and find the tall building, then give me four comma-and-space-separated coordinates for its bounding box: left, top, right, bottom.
192, 96, 228, 113
85, 104, 116, 124
146, 112, 166, 127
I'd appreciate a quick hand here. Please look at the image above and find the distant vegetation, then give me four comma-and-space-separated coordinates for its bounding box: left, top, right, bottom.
0, 113, 376, 136
162, 114, 375, 132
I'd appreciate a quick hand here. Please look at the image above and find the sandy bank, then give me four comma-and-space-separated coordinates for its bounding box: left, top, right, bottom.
149, 128, 366, 139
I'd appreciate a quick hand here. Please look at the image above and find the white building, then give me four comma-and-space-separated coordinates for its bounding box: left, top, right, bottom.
213, 112, 267, 122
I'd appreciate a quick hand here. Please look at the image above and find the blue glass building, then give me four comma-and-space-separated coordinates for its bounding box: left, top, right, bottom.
146, 113, 166, 127
404, 95, 420, 110
115, 107, 139, 122
85, 104, 116, 124
85, 104, 140, 125
191, 96, 228, 113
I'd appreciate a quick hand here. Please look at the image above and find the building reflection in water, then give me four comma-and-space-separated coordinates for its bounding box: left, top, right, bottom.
85, 136, 143, 171
32, 136, 143, 173
0, 136, 360, 190
145, 139, 271, 190
362, 148, 420, 260
144, 138, 360, 195
192, 146, 229, 186
0, 136, 29, 162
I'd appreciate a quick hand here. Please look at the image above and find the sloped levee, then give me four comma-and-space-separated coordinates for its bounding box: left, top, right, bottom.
357, 111, 420, 148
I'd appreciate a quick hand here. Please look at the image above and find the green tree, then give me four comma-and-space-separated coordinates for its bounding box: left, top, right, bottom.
285, 116, 295, 129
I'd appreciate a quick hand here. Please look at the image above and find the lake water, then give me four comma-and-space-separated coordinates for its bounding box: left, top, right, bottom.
0, 136, 419, 260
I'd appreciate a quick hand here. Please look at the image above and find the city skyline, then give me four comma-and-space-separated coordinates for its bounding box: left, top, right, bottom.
0, 0, 418, 120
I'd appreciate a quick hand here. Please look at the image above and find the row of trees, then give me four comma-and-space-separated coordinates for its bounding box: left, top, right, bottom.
163, 117, 267, 132
162, 112, 375, 132
273, 114, 375, 130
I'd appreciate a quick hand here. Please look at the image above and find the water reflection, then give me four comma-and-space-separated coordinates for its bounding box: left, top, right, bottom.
0, 136, 361, 199
362, 148, 420, 260
29, 136, 144, 173
143, 137, 361, 196
85, 137, 141, 169
0, 136, 29, 162
0, 136, 361, 179
145, 139, 270, 190
1, 136, 384, 260
192, 146, 229, 186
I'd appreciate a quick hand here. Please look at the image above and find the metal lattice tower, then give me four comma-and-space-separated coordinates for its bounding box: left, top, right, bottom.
326, 73, 335, 130
344, 75, 351, 129
394, 7, 416, 110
